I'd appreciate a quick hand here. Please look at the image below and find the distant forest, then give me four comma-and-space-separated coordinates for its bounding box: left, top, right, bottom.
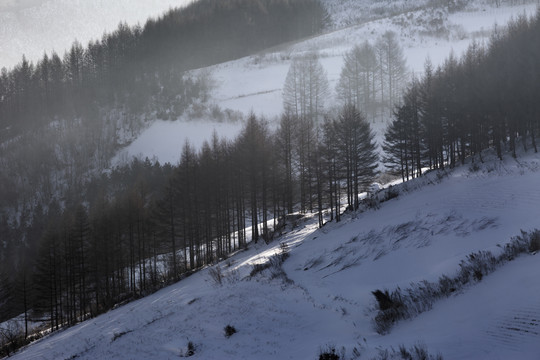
385, 10, 540, 180
0, 0, 327, 134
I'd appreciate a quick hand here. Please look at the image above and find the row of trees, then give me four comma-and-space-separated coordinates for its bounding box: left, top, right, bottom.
1, 105, 379, 339
283, 52, 330, 125
282, 31, 408, 127
0, 159, 173, 334
383, 11, 540, 180
336, 31, 408, 122
142, 0, 328, 72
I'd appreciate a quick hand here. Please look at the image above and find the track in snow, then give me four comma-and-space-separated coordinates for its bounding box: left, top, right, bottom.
485, 304, 540, 351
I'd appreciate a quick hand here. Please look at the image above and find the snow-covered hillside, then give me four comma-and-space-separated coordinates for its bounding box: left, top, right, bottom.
119, 1, 539, 164
2, 1, 539, 166
0, 0, 194, 68
207, 2, 539, 117
11, 149, 540, 359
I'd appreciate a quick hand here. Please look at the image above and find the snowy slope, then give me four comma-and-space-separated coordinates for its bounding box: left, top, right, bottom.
207, 2, 539, 118
11, 149, 540, 359
0, 0, 194, 68
119, 2, 539, 164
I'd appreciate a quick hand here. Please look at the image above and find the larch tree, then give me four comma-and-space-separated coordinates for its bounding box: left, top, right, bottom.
336, 42, 378, 119
283, 52, 329, 125
376, 31, 407, 115
275, 112, 297, 215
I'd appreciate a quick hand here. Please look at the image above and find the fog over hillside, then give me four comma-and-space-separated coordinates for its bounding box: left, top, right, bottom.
0, 0, 194, 68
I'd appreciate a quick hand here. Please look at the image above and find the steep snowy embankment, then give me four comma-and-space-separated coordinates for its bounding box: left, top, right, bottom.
11, 150, 540, 359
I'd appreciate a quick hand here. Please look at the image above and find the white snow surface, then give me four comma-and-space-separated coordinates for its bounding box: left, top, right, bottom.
12, 150, 540, 359
0, 0, 194, 68
113, 119, 244, 166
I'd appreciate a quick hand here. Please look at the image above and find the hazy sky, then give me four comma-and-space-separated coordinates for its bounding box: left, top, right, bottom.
0, 0, 194, 68
0, 0, 43, 11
